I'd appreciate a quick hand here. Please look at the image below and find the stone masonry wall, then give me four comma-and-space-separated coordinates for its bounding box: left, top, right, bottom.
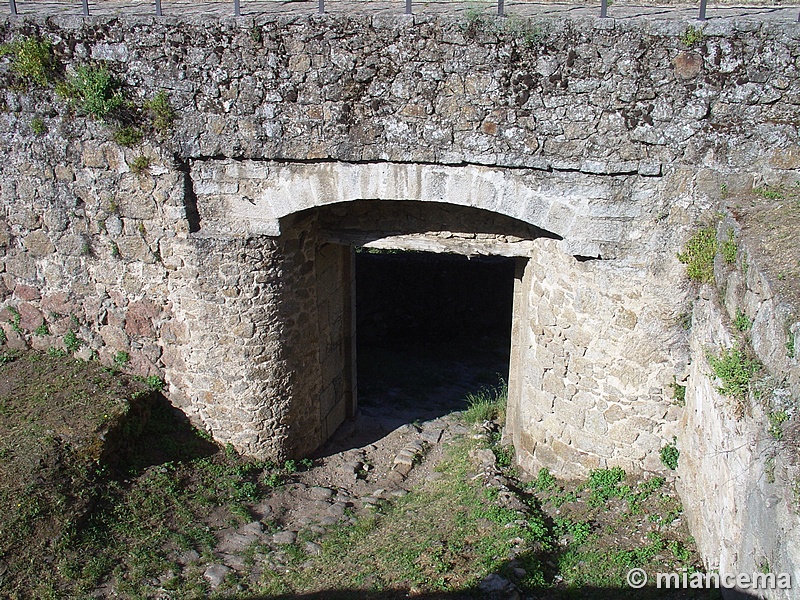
2, 13, 800, 590
506, 237, 689, 479
677, 220, 800, 598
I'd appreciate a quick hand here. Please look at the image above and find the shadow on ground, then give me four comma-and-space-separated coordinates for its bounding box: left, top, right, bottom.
117, 392, 219, 475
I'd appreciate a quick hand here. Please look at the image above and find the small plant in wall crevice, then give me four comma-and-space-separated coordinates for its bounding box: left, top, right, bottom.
677, 227, 717, 284
660, 439, 679, 470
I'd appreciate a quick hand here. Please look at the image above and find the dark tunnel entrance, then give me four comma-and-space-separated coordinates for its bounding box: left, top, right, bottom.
353, 249, 517, 440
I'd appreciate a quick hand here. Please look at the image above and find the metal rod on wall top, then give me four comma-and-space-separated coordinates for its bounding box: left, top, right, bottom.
155, 0, 162, 16
600, 0, 608, 18
698, 0, 707, 20
234, 0, 240, 16
497, 0, 504, 17
82, 0, 89, 16
318, 0, 324, 14
405, 0, 411, 15
9, 0, 17, 16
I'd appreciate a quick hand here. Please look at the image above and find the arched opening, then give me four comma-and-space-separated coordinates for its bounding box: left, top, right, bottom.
276, 199, 560, 457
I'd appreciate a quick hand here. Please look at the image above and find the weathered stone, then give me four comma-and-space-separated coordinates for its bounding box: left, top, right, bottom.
271, 531, 297, 545
203, 564, 231, 588
673, 52, 703, 80
23, 230, 54, 257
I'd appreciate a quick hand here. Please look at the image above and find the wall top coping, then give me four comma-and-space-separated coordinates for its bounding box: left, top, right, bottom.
4, 2, 800, 31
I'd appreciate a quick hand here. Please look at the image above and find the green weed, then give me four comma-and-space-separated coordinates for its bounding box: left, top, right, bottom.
721, 229, 737, 264
677, 227, 717, 283
734, 309, 752, 332
0, 329, 6, 345
143, 90, 175, 133
754, 186, 784, 200
113, 126, 142, 147
63, 330, 82, 353
533, 467, 557, 491
60, 65, 124, 121
34, 324, 49, 337
707, 346, 760, 402
30, 117, 46, 135
462, 380, 507, 424
129, 155, 151, 176
680, 25, 705, 48
113, 351, 130, 367
0, 37, 54, 87
671, 380, 686, 406
587, 467, 626, 506
555, 517, 592, 545
660, 440, 680, 470
768, 411, 788, 440
6, 306, 22, 333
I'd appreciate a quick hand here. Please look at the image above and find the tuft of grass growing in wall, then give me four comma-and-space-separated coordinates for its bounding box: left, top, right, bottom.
129, 155, 151, 176
721, 229, 737, 264
30, 117, 46, 136
677, 227, 717, 283
34, 323, 49, 337
461, 5, 489, 37
753, 186, 784, 200
707, 346, 760, 403
6, 306, 22, 333
734, 309, 752, 332
0, 329, 6, 345
660, 439, 679, 470
143, 90, 176, 134
0, 37, 55, 87
462, 380, 507, 424
680, 25, 705, 48
113, 350, 130, 368
768, 411, 788, 440
58, 65, 124, 121
113, 126, 142, 147
670, 379, 686, 406
787, 332, 796, 359
63, 330, 82, 353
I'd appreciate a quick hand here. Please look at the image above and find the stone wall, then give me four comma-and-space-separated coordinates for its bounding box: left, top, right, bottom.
2, 13, 800, 593
506, 237, 689, 479
677, 220, 800, 597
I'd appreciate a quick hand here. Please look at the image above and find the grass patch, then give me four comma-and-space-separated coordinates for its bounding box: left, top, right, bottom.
113, 125, 142, 147
129, 155, 151, 176
721, 229, 737, 264
680, 25, 704, 48
677, 227, 717, 283
462, 380, 507, 424
754, 186, 784, 200
30, 116, 46, 135
143, 90, 176, 133
261, 436, 551, 596
734, 309, 752, 332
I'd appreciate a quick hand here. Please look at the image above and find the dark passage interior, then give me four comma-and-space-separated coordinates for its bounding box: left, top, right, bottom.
355, 250, 516, 432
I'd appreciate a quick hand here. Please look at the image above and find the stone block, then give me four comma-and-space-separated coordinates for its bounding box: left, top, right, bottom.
23, 230, 54, 257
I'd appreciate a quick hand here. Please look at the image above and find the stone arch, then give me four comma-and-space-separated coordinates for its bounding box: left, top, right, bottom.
187, 158, 681, 478
269, 198, 557, 459
191, 159, 650, 260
